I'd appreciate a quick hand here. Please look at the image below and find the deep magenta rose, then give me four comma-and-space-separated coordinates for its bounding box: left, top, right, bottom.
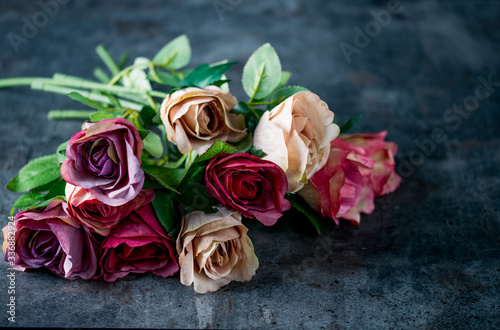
205, 153, 291, 226
3, 200, 99, 280
65, 184, 155, 236
97, 204, 179, 282
61, 118, 144, 207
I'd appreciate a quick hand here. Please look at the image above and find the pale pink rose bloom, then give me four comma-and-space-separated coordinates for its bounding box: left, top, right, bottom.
299, 132, 400, 225
160, 86, 246, 154
253, 91, 340, 192
176, 207, 259, 294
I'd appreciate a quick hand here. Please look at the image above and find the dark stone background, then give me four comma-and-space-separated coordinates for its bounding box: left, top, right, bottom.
0, 0, 499, 328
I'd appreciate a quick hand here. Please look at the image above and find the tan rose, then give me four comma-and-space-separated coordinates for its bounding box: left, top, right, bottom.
160, 86, 246, 154
176, 207, 259, 293
253, 91, 340, 192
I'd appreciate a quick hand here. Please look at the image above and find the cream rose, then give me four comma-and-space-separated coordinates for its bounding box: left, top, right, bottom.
160, 86, 246, 154
253, 91, 340, 192
176, 207, 259, 294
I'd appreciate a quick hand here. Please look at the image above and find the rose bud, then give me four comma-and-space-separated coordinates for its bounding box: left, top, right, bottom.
3, 200, 99, 280
253, 91, 340, 192
98, 204, 179, 282
61, 118, 144, 207
65, 183, 155, 236
339, 131, 401, 196
205, 153, 290, 226
160, 85, 246, 154
177, 207, 259, 294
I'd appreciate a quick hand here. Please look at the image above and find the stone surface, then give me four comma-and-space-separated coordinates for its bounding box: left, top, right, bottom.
0, 0, 499, 328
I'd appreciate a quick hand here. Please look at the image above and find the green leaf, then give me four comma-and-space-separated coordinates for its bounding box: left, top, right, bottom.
149, 70, 181, 86
143, 131, 163, 158
242, 43, 282, 100
90, 110, 123, 122
138, 129, 151, 140
11, 193, 46, 214
67, 92, 108, 111
26, 196, 65, 212
44, 179, 67, 199
142, 165, 182, 193
230, 133, 253, 153
153, 35, 191, 70
249, 146, 266, 158
7, 154, 61, 193
195, 141, 237, 163
338, 114, 363, 134
286, 194, 332, 234
140, 106, 157, 126
270, 85, 310, 105
278, 71, 291, 88
152, 190, 180, 240
230, 102, 252, 116
181, 62, 236, 88
56, 141, 68, 164
117, 52, 130, 70
101, 91, 122, 108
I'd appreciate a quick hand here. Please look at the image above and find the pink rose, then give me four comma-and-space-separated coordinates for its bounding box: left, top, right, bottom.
61, 118, 144, 207
97, 204, 179, 282
340, 131, 401, 196
65, 184, 155, 236
205, 153, 290, 226
299, 132, 400, 224
3, 200, 99, 280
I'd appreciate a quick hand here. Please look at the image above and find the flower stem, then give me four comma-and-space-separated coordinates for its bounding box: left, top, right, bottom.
47, 110, 94, 120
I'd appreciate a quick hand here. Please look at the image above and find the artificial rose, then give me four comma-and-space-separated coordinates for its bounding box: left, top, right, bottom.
340, 131, 401, 196
61, 118, 144, 207
160, 85, 246, 154
253, 91, 340, 192
98, 204, 178, 282
3, 200, 98, 280
177, 207, 259, 294
205, 153, 290, 226
65, 183, 155, 236
298, 132, 401, 224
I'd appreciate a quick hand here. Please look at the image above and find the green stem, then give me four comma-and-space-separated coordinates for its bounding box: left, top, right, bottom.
249, 101, 273, 106
108, 63, 147, 86
247, 104, 261, 119
0, 77, 48, 88
48, 110, 94, 120
96, 45, 120, 76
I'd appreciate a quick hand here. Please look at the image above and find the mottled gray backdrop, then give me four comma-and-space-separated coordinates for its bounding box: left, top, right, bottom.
0, 0, 499, 328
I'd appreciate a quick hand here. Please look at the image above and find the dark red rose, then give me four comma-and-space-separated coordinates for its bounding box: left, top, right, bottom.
205, 153, 290, 226
97, 204, 179, 282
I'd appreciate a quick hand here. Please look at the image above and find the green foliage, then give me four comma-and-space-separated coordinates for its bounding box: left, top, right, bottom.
142, 131, 164, 158
153, 35, 191, 70
249, 146, 266, 158
181, 61, 236, 88
7, 154, 61, 193
286, 194, 332, 234
242, 43, 282, 100
338, 114, 363, 134
151, 190, 180, 240
195, 141, 237, 163
270, 85, 310, 107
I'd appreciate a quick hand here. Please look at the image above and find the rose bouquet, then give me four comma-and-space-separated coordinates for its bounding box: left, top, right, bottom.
1, 36, 400, 293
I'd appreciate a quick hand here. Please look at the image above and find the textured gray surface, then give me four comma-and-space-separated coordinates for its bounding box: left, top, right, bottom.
1, 0, 499, 328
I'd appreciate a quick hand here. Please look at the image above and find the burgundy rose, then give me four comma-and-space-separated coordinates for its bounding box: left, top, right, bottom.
3, 200, 99, 280
98, 204, 179, 282
205, 153, 291, 226
61, 118, 144, 207
65, 184, 154, 236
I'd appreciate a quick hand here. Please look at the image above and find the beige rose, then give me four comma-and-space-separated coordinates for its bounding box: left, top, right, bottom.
176, 207, 259, 293
160, 86, 246, 154
253, 91, 340, 192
